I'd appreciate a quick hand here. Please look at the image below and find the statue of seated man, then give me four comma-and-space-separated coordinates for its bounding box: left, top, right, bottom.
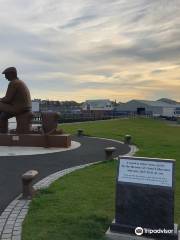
0, 67, 32, 133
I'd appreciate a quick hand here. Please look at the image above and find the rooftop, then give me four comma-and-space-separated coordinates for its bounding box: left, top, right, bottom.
128, 100, 180, 108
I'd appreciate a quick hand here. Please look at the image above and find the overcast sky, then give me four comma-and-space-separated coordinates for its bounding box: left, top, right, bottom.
0, 0, 180, 102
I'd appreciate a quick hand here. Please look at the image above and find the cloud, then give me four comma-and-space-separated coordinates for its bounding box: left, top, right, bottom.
60, 14, 98, 29
0, 0, 180, 102
83, 39, 180, 64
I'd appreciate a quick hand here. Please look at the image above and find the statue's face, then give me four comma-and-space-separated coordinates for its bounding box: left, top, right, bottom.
4, 72, 15, 81
4, 73, 10, 80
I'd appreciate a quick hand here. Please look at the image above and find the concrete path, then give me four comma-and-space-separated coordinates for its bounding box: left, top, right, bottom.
0, 136, 130, 214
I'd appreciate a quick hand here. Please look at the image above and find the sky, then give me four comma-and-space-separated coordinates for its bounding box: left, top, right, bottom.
0, 0, 180, 102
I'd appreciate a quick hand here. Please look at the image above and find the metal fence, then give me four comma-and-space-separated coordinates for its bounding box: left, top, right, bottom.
32, 112, 157, 124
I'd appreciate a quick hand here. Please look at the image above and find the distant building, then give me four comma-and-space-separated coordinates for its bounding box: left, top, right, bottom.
32, 100, 81, 114
116, 100, 180, 117
32, 100, 40, 112
82, 99, 113, 111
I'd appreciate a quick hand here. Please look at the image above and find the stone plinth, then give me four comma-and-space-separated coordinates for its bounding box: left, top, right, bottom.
106, 227, 155, 240
106, 225, 180, 240
0, 133, 71, 148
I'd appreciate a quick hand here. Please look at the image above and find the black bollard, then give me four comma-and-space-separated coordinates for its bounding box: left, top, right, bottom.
124, 134, 132, 145
77, 129, 84, 136
104, 147, 116, 160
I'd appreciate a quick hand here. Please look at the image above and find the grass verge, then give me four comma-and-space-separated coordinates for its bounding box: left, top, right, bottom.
22, 160, 116, 240
22, 118, 180, 239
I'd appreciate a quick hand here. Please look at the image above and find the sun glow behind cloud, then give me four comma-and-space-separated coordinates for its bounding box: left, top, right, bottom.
0, 0, 180, 102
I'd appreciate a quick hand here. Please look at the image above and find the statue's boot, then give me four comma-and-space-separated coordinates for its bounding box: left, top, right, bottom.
0, 119, 8, 133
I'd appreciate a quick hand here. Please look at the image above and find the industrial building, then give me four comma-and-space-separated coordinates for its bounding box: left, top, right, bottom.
115, 100, 180, 117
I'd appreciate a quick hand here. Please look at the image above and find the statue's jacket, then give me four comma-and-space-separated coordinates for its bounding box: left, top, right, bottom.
1, 79, 32, 113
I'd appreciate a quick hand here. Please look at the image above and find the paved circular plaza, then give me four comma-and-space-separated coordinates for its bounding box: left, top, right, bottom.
0, 135, 130, 214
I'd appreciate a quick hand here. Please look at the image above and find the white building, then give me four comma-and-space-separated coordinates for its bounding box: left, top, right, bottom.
82, 99, 113, 111
32, 100, 40, 112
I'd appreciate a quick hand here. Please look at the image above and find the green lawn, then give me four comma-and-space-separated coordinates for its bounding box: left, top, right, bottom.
22, 118, 180, 240
22, 161, 116, 240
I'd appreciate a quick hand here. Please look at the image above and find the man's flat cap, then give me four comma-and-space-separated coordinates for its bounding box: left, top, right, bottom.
2, 67, 17, 74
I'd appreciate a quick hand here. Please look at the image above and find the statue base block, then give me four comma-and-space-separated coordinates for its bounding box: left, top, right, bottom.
0, 133, 71, 148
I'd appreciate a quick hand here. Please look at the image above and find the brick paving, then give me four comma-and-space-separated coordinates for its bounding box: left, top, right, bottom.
0, 199, 30, 240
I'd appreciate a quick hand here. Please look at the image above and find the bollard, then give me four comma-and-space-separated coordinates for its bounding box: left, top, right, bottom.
124, 134, 132, 144
22, 170, 39, 199
105, 147, 116, 161
177, 117, 180, 125
77, 129, 84, 136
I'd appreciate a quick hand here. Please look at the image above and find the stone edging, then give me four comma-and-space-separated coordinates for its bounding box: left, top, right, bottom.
87, 136, 138, 156
0, 199, 30, 240
0, 140, 136, 240
0, 162, 99, 240
0, 141, 81, 157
